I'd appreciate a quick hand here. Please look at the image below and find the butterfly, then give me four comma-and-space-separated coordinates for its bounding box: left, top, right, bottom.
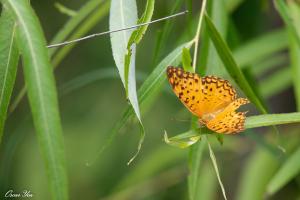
166, 66, 250, 134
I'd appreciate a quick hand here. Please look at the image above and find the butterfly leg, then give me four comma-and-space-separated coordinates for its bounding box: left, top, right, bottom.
198, 118, 206, 127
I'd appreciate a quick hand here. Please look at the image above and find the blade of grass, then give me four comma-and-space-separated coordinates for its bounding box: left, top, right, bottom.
204, 14, 267, 114
3, 0, 68, 199
0, 8, 19, 142
245, 112, 300, 129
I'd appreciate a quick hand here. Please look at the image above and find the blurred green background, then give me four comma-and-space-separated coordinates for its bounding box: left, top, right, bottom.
1, 0, 300, 199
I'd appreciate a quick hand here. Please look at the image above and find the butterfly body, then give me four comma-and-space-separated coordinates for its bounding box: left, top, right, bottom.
166, 66, 249, 134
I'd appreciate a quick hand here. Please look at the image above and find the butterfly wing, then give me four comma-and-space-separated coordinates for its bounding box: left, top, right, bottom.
167, 67, 237, 118
206, 98, 249, 134
196, 75, 237, 123
167, 66, 203, 116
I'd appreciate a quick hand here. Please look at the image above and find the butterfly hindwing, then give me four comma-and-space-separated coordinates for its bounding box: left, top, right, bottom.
206, 98, 249, 134
198, 76, 237, 116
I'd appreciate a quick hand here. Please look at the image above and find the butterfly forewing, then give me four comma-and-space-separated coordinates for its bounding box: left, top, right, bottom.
167, 66, 203, 116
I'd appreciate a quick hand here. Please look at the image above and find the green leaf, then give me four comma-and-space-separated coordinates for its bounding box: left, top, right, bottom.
125, 0, 155, 96
204, 14, 267, 114
109, 2, 144, 161
3, 0, 68, 199
274, 0, 300, 48
267, 146, 300, 195
0, 8, 19, 142
182, 47, 193, 72
164, 129, 201, 148
245, 112, 300, 129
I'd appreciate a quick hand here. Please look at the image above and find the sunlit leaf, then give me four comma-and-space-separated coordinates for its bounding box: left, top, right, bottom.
164, 129, 201, 148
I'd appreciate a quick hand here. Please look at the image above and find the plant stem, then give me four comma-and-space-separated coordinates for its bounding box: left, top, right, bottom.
192, 0, 207, 71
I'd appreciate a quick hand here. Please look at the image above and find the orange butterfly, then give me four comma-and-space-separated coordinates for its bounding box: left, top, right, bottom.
166, 66, 249, 134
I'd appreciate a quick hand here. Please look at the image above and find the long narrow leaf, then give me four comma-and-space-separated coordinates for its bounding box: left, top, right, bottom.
3, 0, 68, 199
109, 1, 143, 163
0, 8, 19, 142
204, 14, 267, 114
245, 113, 300, 129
